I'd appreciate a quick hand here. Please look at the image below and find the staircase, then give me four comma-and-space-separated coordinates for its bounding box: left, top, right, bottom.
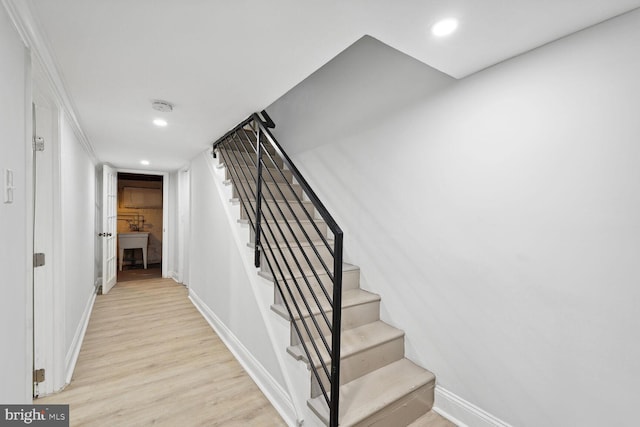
213, 112, 437, 427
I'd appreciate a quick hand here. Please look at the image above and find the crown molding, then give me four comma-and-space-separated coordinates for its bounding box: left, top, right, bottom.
2, 0, 98, 164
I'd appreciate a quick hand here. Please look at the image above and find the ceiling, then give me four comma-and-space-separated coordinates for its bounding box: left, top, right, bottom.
23, 0, 640, 171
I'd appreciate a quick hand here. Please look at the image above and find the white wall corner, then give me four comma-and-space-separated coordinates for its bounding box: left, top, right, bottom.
434, 386, 512, 427
168, 270, 182, 284
188, 290, 298, 427
64, 287, 97, 385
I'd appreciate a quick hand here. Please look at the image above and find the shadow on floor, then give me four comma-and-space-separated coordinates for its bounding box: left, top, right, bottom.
117, 263, 162, 282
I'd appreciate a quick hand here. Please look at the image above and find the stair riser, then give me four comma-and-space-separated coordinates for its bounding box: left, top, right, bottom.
290, 299, 381, 346
241, 199, 315, 221
310, 336, 405, 398
250, 221, 328, 244
268, 268, 360, 304
274, 280, 334, 310
230, 127, 273, 147
263, 245, 334, 278
226, 165, 293, 184
220, 149, 284, 168
233, 180, 302, 201
222, 139, 259, 155
350, 382, 435, 427
219, 148, 257, 168
223, 136, 278, 156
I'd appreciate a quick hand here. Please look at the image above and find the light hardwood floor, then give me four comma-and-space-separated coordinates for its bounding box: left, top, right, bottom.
36, 278, 286, 426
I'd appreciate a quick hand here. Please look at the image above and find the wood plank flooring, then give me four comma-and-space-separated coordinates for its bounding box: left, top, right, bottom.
35, 278, 286, 426
409, 410, 457, 427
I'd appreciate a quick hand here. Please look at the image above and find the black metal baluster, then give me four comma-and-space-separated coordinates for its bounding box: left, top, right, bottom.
330, 233, 343, 427
254, 125, 264, 268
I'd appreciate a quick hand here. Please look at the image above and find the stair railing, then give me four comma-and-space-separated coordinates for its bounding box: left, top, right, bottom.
213, 111, 343, 427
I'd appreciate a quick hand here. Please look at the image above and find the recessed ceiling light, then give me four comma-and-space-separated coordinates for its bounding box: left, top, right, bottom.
153, 118, 167, 127
140, 160, 150, 166
431, 18, 458, 37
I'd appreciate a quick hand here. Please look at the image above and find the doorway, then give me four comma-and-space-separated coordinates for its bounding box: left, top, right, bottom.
116, 172, 164, 282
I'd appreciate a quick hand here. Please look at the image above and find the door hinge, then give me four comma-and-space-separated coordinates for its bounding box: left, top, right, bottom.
34, 253, 45, 267
33, 136, 45, 152
33, 368, 45, 383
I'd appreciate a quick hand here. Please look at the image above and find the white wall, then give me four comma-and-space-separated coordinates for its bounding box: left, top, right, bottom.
60, 114, 97, 367
176, 168, 190, 285
166, 170, 178, 281
0, 3, 31, 403
188, 152, 286, 386
267, 12, 640, 427
1, 5, 97, 399
166, 168, 190, 285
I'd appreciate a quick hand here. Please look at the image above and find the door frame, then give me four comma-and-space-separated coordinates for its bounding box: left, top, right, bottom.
113, 168, 169, 279
177, 168, 190, 285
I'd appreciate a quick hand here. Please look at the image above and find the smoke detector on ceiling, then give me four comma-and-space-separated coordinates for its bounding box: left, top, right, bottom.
151, 100, 174, 112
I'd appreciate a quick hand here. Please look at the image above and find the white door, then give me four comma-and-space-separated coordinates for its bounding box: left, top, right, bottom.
101, 165, 117, 293
33, 100, 55, 396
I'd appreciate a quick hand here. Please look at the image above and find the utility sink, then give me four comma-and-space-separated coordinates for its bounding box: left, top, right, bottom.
118, 232, 149, 271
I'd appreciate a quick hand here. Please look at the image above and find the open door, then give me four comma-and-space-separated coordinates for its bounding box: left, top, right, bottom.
101, 165, 117, 293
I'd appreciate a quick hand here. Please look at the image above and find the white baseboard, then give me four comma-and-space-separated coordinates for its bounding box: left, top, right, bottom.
64, 288, 97, 384
434, 386, 512, 427
189, 289, 297, 426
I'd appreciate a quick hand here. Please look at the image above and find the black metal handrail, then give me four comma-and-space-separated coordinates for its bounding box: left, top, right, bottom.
213, 111, 343, 427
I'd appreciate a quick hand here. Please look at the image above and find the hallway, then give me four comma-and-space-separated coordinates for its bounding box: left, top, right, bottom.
36, 278, 285, 426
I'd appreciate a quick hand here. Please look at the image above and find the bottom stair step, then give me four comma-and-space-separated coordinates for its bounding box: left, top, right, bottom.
307, 358, 436, 427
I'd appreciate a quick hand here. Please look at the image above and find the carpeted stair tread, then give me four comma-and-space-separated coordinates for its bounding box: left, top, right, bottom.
287, 319, 402, 367
308, 358, 435, 426
272, 288, 380, 322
